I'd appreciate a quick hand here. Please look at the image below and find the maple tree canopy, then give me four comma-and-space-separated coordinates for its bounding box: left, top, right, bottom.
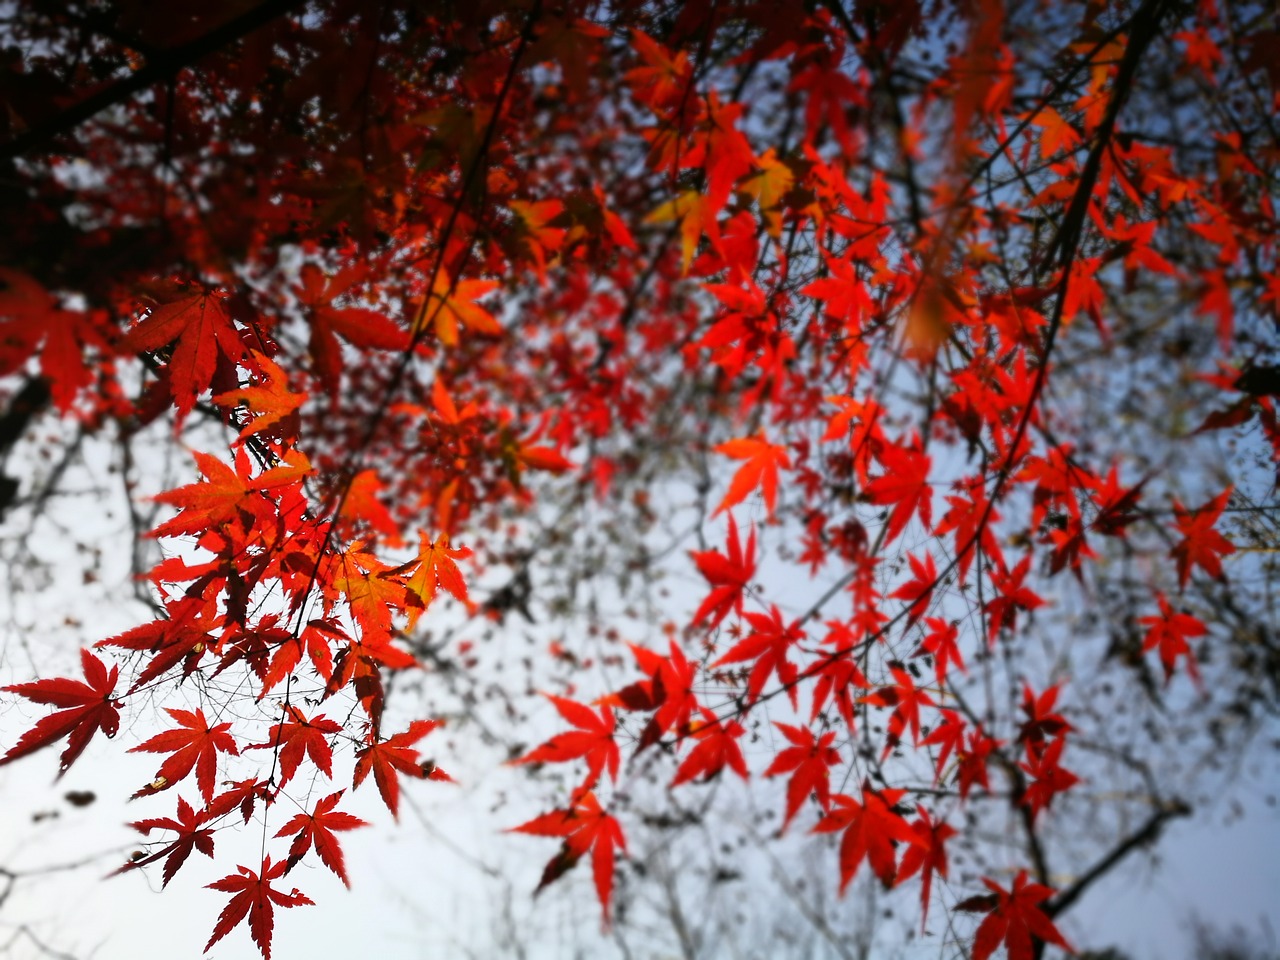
0, 1, 1276, 958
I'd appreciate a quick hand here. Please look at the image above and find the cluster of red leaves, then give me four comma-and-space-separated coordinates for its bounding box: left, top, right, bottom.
0, 1, 1271, 958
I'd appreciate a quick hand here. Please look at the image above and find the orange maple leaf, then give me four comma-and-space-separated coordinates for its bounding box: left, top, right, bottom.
404, 532, 474, 627
417, 273, 501, 347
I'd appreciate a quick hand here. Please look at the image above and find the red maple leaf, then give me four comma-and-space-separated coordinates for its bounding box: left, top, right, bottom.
113, 795, 215, 888
148, 449, 278, 540
671, 709, 748, 786
935, 484, 1003, 583
864, 440, 932, 544
1170, 487, 1235, 589
0, 648, 120, 776
512, 695, 620, 789
120, 289, 243, 420
813, 786, 918, 890
889, 551, 938, 626
922, 708, 967, 784
129, 707, 240, 803
617, 640, 703, 749
917, 617, 966, 687
207, 778, 273, 825
1018, 683, 1072, 753
274, 790, 368, 887
714, 433, 791, 517
212, 351, 306, 444
1019, 736, 1080, 822
714, 604, 804, 706
511, 790, 626, 925
860, 665, 936, 756
985, 556, 1046, 645
690, 514, 757, 629
246, 706, 342, 786
970, 870, 1072, 960
293, 263, 409, 389
762, 723, 842, 830
956, 728, 1003, 801
1139, 593, 1207, 686
352, 719, 446, 819
204, 856, 314, 960
896, 805, 957, 927
810, 621, 871, 732
1091, 464, 1145, 538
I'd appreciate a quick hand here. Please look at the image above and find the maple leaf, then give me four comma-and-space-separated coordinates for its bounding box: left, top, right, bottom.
405, 532, 475, 628
129, 707, 240, 803
895, 805, 957, 928
922, 711, 967, 785
671, 710, 748, 786
274, 790, 368, 887
258, 621, 336, 699
860, 666, 936, 758
0, 268, 103, 410
0, 648, 120, 776
864, 440, 932, 544
1018, 684, 1072, 752
646, 189, 721, 274
714, 434, 791, 518
985, 556, 1046, 645
1139, 593, 1207, 685
512, 694, 619, 789
935, 484, 1003, 584
204, 856, 314, 960
294, 263, 409, 389
762, 723, 842, 830
97, 609, 216, 693
690, 514, 756, 629
353, 719, 445, 819
809, 260, 877, 336
511, 790, 626, 925
331, 545, 412, 642
119, 290, 243, 419
813, 786, 918, 890
207, 778, 273, 825
149, 448, 276, 540
510, 199, 567, 280
713, 605, 804, 706
917, 617, 966, 687
889, 551, 938, 627
417, 273, 502, 347
956, 727, 1002, 801
609, 640, 701, 749
1170, 488, 1235, 589
1019, 736, 1080, 822
213, 352, 306, 443
114, 795, 215, 888
246, 706, 342, 787
626, 28, 691, 107
810, 621, 870, 732
970, 870, 1072, 960
741, 148, 794, 238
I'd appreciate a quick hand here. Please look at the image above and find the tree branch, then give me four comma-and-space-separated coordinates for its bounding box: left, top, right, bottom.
0, 0, 306, 161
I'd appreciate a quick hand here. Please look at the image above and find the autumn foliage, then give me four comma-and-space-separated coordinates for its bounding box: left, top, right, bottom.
0, 0, 1276, 958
